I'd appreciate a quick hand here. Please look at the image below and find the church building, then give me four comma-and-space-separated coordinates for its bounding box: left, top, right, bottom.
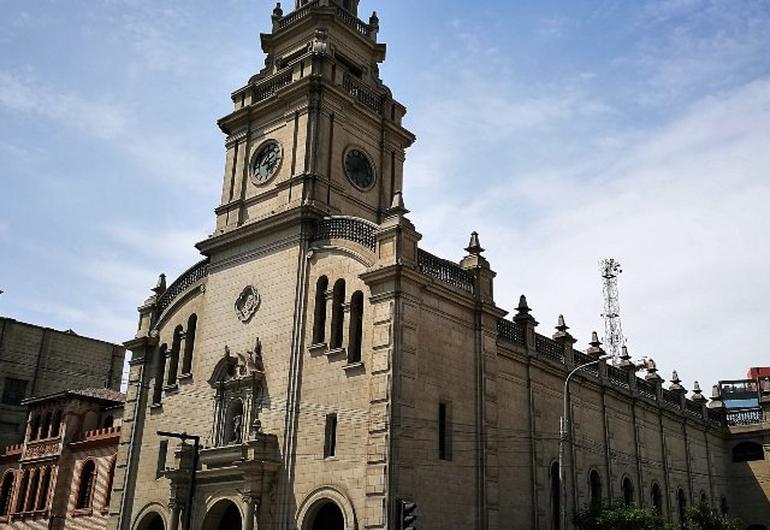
106, 2, 770, 529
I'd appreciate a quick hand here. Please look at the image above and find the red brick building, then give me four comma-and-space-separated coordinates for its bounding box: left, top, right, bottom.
0, 388, 123, 530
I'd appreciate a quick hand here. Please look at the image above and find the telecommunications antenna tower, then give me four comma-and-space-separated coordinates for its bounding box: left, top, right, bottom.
600, 258, 625, 360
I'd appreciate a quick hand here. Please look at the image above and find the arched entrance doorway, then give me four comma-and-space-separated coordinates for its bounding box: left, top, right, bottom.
202, 499, 243, 530
136, 512, 165, 530
309, 501, 344, 530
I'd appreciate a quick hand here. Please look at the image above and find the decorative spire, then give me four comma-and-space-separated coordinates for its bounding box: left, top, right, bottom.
555, 315, 569, 333
669, 370, 686, 394
369, 11, 379, 26
645, 357, 662, 383
272, 2, 284, 31
465, 231, 484, 255
692, 381, 707, 403
552, 314, 575, 344
512, 294, 537, 325
708, 384, 724, 409
152, 273, 167, 295
586, 331, 605, 359
387, 190, 409, 216
618, 345, 633, 369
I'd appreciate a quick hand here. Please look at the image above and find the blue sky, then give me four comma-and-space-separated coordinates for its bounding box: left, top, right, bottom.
1, 0, 769, 393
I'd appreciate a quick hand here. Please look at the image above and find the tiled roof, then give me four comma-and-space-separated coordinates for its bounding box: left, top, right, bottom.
69, 388, 126, 403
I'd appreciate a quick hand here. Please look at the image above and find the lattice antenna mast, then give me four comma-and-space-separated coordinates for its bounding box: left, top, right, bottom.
600, 258, 625, 360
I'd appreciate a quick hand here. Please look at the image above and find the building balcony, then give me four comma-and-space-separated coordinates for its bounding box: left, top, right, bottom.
69, 426, 121, 449
21, 438, 61, 461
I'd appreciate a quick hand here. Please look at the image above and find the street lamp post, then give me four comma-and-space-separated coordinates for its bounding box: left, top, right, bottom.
559, 355, 612, 530
157, 431, 200, 530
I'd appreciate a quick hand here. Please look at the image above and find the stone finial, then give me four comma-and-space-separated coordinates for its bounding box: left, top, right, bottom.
369, 11, 379, 25
553, 315, 575, 343
388, 190, 409, 216
692, 381, 707, 403
645, 357, 663, 383
465, 231, 484, 255
586, 331, 605, 359
272, 2, 284, 31
152, 273, 167, 295
708, 384, 724, 409
618, 345, 634, 369
512, 294, 537, 325
669, 371, 686, 394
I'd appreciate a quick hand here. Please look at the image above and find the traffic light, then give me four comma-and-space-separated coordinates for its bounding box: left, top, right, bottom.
398, 498, 417, 530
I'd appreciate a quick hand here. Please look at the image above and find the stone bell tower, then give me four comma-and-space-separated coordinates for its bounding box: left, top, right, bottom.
213, 0, 416, 236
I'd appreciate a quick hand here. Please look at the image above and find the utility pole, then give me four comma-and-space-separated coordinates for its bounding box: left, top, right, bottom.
600, 259, 625, 361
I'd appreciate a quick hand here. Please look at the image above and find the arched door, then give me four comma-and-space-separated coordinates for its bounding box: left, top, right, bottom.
136, 512, 165, 530
310, 501, 344, 530
202, 499, 243, 530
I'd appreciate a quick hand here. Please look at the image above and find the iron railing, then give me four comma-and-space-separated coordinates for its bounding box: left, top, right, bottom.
497, 319, 525, 345
685, 400, 704, 419
535, 334, 564, 364
157, 259, 210, 313
417, 249, 474, 293
607, 365, 630, 390
662, 389, 681, 408
726, 407, 764, 426
637, 378, 658, 401
314, 217, 377, 251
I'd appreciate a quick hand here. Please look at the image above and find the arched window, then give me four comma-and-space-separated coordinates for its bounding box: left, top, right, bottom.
348, 291, 364, 363
622, 477, 634, 506
76, 460, 97, 509
36, 467, 51, 511
25, 468, 39, 512
167, 325, 183, 385
181, 314, 197, 375
29, 415, 40, 441
720, 495, 728, 515
589, 470, 602, 511
15, 469, 29, 513
651, 482, 663, 514
699, 490, 708, 505
330, 280, 346, 349
677, 488, 687, 527
40, 411, 52, 439
550, 462, 560, 530
152, 344, 167, 405
51, 410, 62, 438
223, 400, 244, 445
312, 276, 329, 344
732, 441, 764, 462
0, 472, 14, 516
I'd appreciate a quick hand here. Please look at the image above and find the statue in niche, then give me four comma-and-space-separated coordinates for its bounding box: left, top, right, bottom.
232, 413, 243, 444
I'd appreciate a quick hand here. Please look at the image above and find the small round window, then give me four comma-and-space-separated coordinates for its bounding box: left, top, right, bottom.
344, 148, 375, 190
251, 140, 282, 185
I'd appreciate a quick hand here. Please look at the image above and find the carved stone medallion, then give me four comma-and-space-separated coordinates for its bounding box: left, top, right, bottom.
235, 286, 261, 323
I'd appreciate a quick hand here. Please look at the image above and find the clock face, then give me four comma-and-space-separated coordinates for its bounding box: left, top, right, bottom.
344, 149, 375, 190
251, 141, 282, 185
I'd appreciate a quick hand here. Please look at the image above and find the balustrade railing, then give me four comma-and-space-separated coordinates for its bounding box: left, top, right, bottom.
707, 408, 724, 424
314, 217, 377, 251
662, 389, 681, 408
278, 1, 319, 29
607, 365, 630, 389
726, 407, 764, 426
417, 250, 474, 293
157, 259, 210, 313
336, 7, 372, 37
253, 69, 294, 104
573, 351, 598, 374
497, 319, 525, 345
637, 378, 658, 401
685, 399, 704, 419
535, 334, 564, 364
343, 74, 384, 114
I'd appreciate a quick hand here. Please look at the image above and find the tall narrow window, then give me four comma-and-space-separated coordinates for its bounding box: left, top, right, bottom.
224, 400, 244, 445
438, 402, 452, 461
589, 470, 602, 511
156, 440, 168, 478
720, 496, 728, 515
15, 470, 29, 513
25, 468, 39, 512
651, 483, 663, 513
103, 458, 116, 512
51, 410, 62, 438
0, 472, 14, 516
700, 491, 708, 505
76, 460, 96, 510
550, 462, 560, 530
348, 291, 364, 363
36, 467, 51, 511
324, 413, 338, 458
330, 280, 346, 349
181, 314, 197, 375
167, 326, 183, 385
312, 277, 329, 344
677, 489, 687, 528
152, 345, 167, 405
622, 477, 634, 506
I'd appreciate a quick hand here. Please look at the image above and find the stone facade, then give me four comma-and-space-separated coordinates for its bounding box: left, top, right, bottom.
0, 318, 126, 448
109, 2, 770, 530
0, 388, 123, 530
